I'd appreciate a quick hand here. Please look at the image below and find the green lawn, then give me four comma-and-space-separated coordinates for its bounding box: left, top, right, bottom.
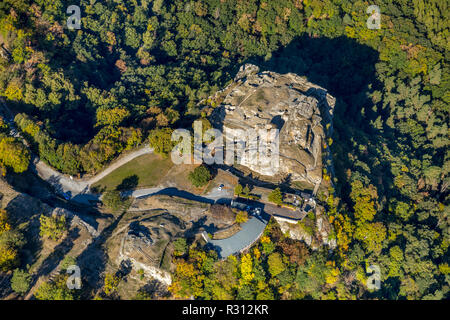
92, 154, 174, 191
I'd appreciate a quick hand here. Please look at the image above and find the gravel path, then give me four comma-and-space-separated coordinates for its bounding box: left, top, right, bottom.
207, 212, 270, 259
127, 185, 232, 203
32, 145, 153, 200
86, 145, 153, 185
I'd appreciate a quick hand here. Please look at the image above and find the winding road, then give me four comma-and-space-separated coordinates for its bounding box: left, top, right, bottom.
0, 99, 280, 259
32, 145, 154, 204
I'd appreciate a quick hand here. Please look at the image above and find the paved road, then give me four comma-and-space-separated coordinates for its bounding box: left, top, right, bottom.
1, 100, 279, 258
207, 211, 270, 259
33, 145, 153, 201
128, 186, 269, 259
87, 145, 153, 185
127, 185, 233, 204
1, 97, 155, 203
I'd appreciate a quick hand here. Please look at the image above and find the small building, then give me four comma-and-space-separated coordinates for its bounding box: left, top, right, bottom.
262, 202, 304, 223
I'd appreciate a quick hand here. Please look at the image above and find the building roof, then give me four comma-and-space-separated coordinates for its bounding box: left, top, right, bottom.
262, 202, 305, 221
207, 211, 270, 258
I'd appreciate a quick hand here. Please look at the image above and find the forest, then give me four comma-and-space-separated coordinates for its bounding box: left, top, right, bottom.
0, 0, 448, 299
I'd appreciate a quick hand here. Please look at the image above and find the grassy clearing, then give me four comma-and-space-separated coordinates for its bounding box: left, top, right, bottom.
92, 154, 173, 191
291, 180, 315, 192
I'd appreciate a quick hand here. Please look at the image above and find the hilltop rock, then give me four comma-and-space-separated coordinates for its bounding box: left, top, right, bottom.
211, 64, 336, 185
274, 206, 337, 250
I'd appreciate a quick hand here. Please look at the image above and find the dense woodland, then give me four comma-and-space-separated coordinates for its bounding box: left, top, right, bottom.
0, 0, 448, 299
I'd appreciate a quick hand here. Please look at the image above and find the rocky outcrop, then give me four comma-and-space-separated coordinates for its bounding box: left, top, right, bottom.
211, 64, 336, 185
276, 218, 314, 247
107, 212, 187, 286
274, 206, 337, 250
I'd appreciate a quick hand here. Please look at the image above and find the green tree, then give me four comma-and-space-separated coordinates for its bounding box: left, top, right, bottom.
188, 165, 211, 187
0, 136, 30, 173
148, 128, 175, 157
234, 183, 243, 196
102, 190, 123, 211
243, 185, 250, 196
60, 255, 77, 272
96, 107, 130, 127
35, 275, 75, 300
173, 238, 187, 256
39, 214, 67, 241
11, 268, 31, 295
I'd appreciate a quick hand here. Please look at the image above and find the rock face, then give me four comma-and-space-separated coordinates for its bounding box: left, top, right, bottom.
211, 64, 336, 185
107, 212, 187, 286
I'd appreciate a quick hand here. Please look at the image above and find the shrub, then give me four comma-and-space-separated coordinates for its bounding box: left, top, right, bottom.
235, 210, 248, 224
188, 165, 211, 187
173, 238, 187, 256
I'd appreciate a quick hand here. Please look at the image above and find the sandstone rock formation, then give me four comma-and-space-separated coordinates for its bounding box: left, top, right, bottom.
211, 64, 336, 186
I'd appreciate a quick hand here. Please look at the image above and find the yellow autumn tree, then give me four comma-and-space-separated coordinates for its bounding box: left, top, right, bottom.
253, 247, 261, 261
325, 261, 340, 285
169, 260, 204, 298
354, 222, 387, 254
239, 253, 254, 285
0, 209, 11, 234
3, 80, 23, 101
103, 273, 121, 296
0, 137, 30, 173
39, 214, 67, 241
332, 212, 354, 257
350, 180, 378, 222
